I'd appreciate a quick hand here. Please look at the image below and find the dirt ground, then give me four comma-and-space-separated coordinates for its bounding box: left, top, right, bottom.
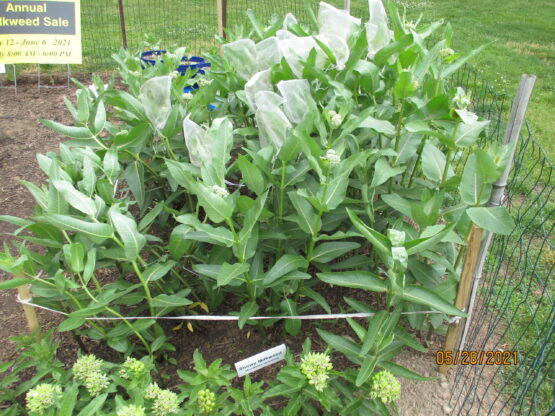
1, 78, 465, 415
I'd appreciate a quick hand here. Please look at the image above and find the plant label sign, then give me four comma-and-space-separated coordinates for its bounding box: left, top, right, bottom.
0, 0, 81, 64
234, 344, 286, 377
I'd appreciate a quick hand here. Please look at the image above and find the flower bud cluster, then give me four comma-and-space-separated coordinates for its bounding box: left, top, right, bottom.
370, 370, 401, 403
323, 149, 341, 168
72, 354, 110, 396
183, 92, 194, 100
328, 110, 343, 129
26, 383, 62, 414
144, 383, 180, 415
120, 357, 147, 380
117, 405, 146, 416
453, 87, 472, 109
198, 77, 213, 87
300, 352, 333, 392
211, 184, 229, 198
198, 388, 216, 413
440, 47, 455, 59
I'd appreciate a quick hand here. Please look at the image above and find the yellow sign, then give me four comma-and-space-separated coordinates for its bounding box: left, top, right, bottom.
0, 0, 81, 64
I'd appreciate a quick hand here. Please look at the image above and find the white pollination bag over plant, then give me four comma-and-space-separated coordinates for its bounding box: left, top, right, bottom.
366, 0, 393, 58
245, 69, 273, 112
222, 39, 257, 81
315, 34, 350, 69
283, 13, 298, 29
254, 91, 291, 151
139, 75, 172, 130
183, 117, 211, 167
317, 2, 360, 44
278, 36, 324, 78
255, 37, 282, 72
277, 79, 316, 124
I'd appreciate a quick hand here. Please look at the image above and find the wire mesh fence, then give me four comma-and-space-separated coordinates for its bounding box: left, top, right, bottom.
448, 65, 554, 416
53, 1, 555, 414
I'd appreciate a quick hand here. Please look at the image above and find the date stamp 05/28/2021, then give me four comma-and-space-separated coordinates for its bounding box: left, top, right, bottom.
435, 351, 518, 366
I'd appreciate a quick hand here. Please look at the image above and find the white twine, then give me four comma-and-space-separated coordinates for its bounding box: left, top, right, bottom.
16, 294, 449, 322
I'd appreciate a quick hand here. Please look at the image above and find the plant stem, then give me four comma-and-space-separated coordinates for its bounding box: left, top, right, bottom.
407, 138, 427, 187
442, 149, 453, 185
276, 161, 287, 258
226, 217, 255, 301
132, 260, 155, 316
124, 150, 160, 178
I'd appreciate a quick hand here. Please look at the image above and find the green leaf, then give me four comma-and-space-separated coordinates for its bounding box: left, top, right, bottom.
0, 278, 32, 290
441, 44, 488, 79
237, 155, 265, 196
63, 243, 85, 273
474, 148, 499, 183
77, 89, 90, 122
317, 271, 387, 292
109, 208, 146, 261
152, 294, 192, 309
347, 209, 391, 258
139, 201, 165, 231
311, 242, 360, 263
40, 119, 93, 139
76, 393, 108, 416
466, 207, 515, 235
144, 260, 177, 282
288, 191, 318, 235
59, 384, 79, 416
421, 142, 446, 182
356, 355, 378, 387
238, 301, 259, 329
379, 361, 436, 381
459, 154, 491, 206
39, 214, 114, 240
381, 194, 412, 217
454, 120, 490, 147
281, 298, 301, 336
93, 100, 106, 134
58, 315, 86, 332
299, 286, 331, 314
102, 146, 120, 180
263, 254, 308, 285
405, 223, 455, 255
360, 311, 387, 356
317, 329, 361, 364
123, 161, 145, 210
217, 262, 250, 286
371, 158, 405, 188
400, 285, 466, 316
374, 33, 414, 66
359, 115, 395, 136
52, 180, 96, 216
83, 248, 96, 284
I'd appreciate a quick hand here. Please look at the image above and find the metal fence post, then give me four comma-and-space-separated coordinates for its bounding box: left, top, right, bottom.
118, 0, 128, 49
344, 0, 351, 12
458, 74, 536, 352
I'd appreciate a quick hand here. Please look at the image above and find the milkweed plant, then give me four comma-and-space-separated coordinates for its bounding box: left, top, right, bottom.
0, 0, 516, 414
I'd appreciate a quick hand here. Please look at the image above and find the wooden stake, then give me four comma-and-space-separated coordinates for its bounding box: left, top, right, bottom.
15, 272, 40, 336
439, 225, 483, 375
217, 0, 228, 42
118, 0, 128, 49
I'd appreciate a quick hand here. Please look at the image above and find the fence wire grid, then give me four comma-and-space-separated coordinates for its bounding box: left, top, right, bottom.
32, 1, 555, 415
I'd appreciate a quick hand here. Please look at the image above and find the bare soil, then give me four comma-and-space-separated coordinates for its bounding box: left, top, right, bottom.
0, 77, 462, 415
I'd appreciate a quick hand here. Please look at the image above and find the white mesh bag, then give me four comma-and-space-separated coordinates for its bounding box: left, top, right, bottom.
222, 39, 257, 81
315, 33, 350, 69
278, 36, 325, 78
317, 2, 360, 43
366, 0, 393, 58
139, 75, 172, 130
254, 91, 291, 151
245, 69, 273, 113
283, 13, 298, 29
255, 37, 282, 71
183, 116, 211, 167
277, 79, 316, 124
